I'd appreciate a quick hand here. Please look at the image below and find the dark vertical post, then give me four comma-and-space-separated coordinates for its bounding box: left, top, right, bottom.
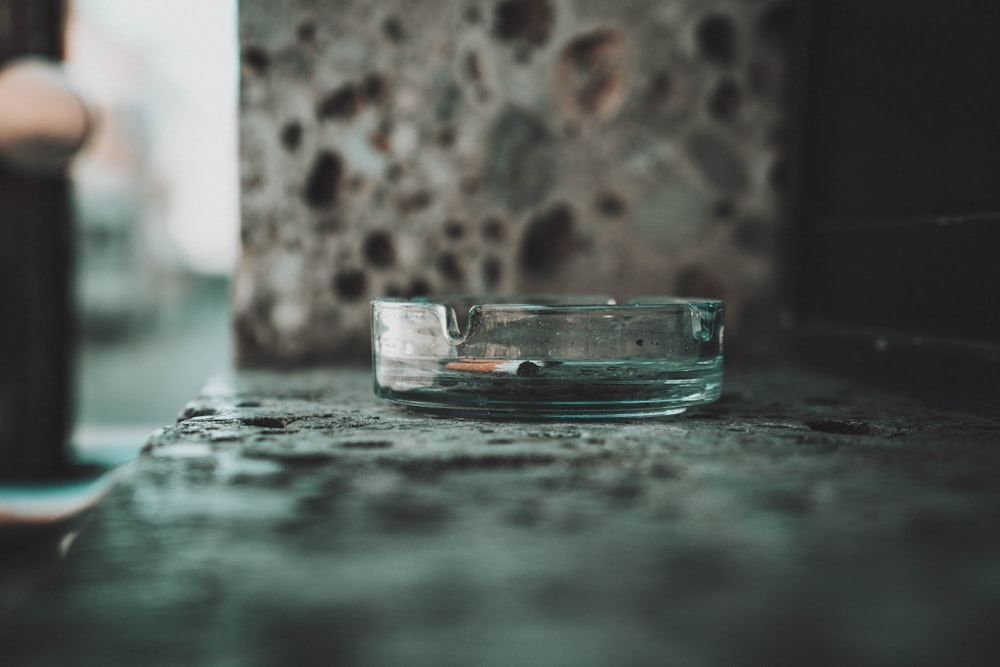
0, 0, 73, 480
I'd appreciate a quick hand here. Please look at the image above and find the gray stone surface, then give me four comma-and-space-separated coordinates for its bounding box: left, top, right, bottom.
236, 0, 791, 364
4, 366, 1000, 666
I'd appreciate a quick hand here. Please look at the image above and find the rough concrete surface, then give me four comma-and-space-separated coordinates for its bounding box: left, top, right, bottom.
236, 0, 792, 364
4, 366, 1000, 666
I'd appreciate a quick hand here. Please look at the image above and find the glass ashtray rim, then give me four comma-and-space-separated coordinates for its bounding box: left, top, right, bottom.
371, 295, 724, 314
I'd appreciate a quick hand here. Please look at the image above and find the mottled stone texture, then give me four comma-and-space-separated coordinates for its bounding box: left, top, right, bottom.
5, 367, 1000, 665
236, 0, 792, 365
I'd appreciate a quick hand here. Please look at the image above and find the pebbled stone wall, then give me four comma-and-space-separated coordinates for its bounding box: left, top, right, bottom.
236, 0, 794, 365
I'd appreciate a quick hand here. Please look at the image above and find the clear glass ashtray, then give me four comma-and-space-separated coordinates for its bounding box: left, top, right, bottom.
371, 295, 724, 419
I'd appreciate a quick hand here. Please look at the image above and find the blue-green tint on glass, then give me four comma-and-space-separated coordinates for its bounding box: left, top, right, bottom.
371, 296, 723, 419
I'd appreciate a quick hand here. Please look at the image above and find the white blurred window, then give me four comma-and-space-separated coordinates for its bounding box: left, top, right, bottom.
66, 0, 238, 277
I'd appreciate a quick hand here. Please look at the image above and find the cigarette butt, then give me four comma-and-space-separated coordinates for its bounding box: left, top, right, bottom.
445, 359, 546, 376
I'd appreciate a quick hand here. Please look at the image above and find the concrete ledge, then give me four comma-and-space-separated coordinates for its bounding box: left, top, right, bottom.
5, 366, 1000, 665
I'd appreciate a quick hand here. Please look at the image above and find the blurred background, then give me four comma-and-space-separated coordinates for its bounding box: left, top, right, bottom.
3, 0, 993, 481
65, 0, 238, 465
